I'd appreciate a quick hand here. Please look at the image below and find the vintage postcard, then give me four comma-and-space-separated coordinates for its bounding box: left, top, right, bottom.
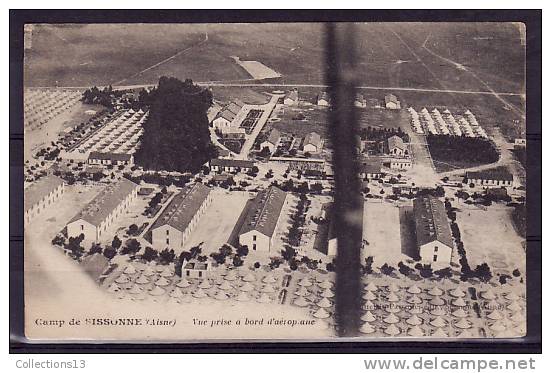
22, 22, 527, 341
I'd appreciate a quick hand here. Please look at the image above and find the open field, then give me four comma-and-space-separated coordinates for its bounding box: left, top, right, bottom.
271, 104, 329, 137
362, 201, 404, 266
232, 57, 282, 79
455, 204, 525, 277
181, 189, 250, 255
26, 23, 524, 97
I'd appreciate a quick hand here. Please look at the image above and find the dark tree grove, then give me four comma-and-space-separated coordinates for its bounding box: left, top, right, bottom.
134, 77, 217, 173
426, 134, 499, 164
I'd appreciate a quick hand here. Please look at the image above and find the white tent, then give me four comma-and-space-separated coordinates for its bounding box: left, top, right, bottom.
428, 287, 443, 296
388, 283, 400, 293
487, 310, 503, 320
128, 284, 143, 295
457, 330, 473, 338
507, 301, 522, 312
505, 291, 520, 301
313, 308, 331, 319
294, 286, 309, 297
225, 271, 238, 281
489, 321, 507, 332
362, 291, 377, 301
242, 273, 256, 282
198, 279, 212, 289
406, 314, 423, 326
387, 292, 400, 303
383, 314, 400, 324
135, 275, 150, 285
384, 324, 401, 336
170, 288, 184, 298
123, 264, 137, 275
155, 277, 170, 286
298, 278, 313, 287
160, 267, 174, 277
319, 280, 333, 289
430, 307, 447, 316
361, 311, 376, 322
107, 283, 121, 293
240, 282, 255, 292
452, 298, 467, 307
454, 318, 472, 330
407, 295, 423, 304
452, 308, 469, 318
432, 328, 448, 338
213, 291, 229, 300
193, 288, 208, 298
218, 280, 233, 290
360, 322, 376, 334
408, 325, 425, 337
236, 292, 250, 302
176, 278, 192, 288
115, 274, 130, 284
510, 312, 525, 324
149, 286, 166, 296
450, 288, 466, 298
321, 288, 335, 298
143, 266, 155, 276
407, 285, 422, 294
430, 316, 447, 328
317, 297, 332, 308
430, 296, 445, 306
293, 296, 309, 307
257, 293, 272, 303
364, 283, 378, 292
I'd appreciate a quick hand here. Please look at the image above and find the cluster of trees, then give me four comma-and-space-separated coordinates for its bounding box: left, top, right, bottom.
278, 245, 320, 271
287, 194, 310, 247
134, 77, 218, 173
125, 172, 192, 188
209, 244, 249, 267
82, 86, 117, 107
271, 179, 323, 195
358, 126, 409, 142
426, 134, 499, 165
35, 146, 60, 161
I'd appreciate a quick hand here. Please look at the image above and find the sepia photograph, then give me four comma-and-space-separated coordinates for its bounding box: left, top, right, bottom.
18, 19, 532, 343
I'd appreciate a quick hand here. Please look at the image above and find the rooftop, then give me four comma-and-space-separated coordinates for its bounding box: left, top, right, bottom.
238, 186, 287, 238
385, 94, 399, 104
317, 91, 330, 103
265, 128, 281, 145
285, 89, 299, 102
183, 259, 209, 271
413, 196, 454, 249
69, 178, 138, 226
151, 183, 211, 233
210, 158, 255, 168
303, 132, 322, 149
388, 135, 405, 150
466, 169, 513, 182
359, 158, 382, 174
24, 174, 65, 212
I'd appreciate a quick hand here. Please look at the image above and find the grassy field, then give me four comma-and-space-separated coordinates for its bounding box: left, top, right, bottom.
25, 23, 525, 96
211, 87, 270, 105
271, 104, 329, 137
